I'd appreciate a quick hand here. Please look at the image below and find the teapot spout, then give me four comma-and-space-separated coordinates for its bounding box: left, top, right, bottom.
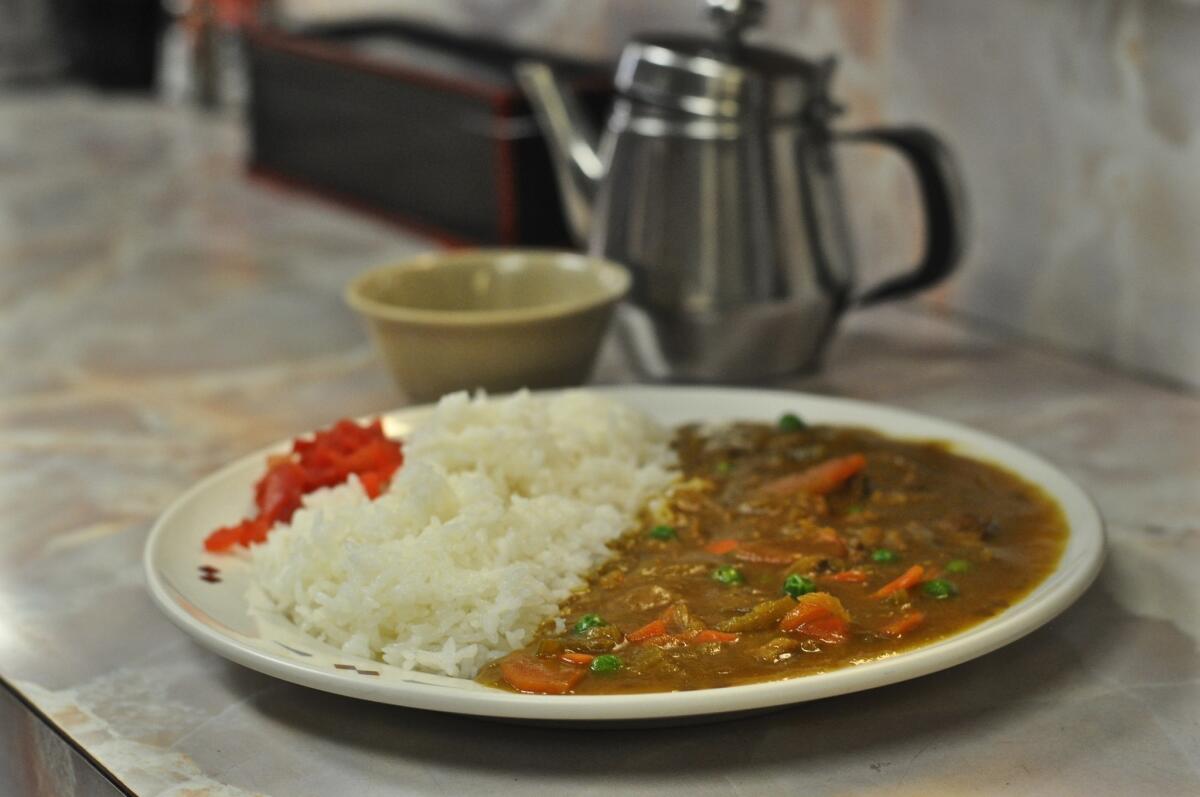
515, 61, 604, 246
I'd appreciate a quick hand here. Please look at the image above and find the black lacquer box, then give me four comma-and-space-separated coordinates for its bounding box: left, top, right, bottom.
246, 21, 611, 245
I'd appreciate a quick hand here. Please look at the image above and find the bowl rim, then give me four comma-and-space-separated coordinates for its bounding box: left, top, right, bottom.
344, 249, 632, 327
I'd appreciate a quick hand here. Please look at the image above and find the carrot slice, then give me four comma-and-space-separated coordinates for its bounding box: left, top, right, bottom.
690, 629, 739, 644
870, 565, 925, 599
705, 539, 740, 555
779, 593, 851, 644
560, 652, 595, 666
627, 619, 668, 642
758, 454, 868, 497
880, 611, 926, 638
499, 653, 587, 694
825, 569, 869, 583
799, 614, 849, 644
780, 610, 849, 644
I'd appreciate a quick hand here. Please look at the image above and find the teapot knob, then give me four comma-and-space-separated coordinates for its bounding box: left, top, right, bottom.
706, 0, 765, 49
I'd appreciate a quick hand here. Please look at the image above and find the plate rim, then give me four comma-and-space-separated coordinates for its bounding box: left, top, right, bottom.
143, 385, 1106, 721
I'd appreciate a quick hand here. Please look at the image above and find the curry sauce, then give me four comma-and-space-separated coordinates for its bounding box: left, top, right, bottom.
477, 419, 1068, 695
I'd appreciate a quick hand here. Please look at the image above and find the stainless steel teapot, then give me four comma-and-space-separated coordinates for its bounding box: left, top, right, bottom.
517, 0, 966, 381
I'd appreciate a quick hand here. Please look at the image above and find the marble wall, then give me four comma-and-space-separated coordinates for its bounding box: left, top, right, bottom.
280, 0, 1200, 389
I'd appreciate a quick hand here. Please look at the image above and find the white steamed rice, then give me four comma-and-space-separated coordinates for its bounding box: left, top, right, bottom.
249, 389, 677, 677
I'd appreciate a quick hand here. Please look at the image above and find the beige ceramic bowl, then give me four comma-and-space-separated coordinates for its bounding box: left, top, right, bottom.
345, 249, 631, 401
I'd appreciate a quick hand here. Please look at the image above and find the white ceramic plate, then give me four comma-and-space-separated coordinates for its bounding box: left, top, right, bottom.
144, 386, 1104, 722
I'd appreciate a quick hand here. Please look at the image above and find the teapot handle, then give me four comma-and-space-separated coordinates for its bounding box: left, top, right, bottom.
837, 126, 968, 305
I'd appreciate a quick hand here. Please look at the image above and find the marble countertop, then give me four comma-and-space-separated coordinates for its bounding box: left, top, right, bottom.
2, 90, 1197, 796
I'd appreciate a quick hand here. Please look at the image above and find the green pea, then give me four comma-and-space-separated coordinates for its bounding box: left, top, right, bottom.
846, 504, 864, 516
648, 524, 677, 541
945, 559, 970, 574
712, 565, 744, 585
872, 548, 900, 563
783, 574, 816, 598
573, 613, 606, 633
590, 654, 622, 673
778, 413, 806, 432
715, 460, 734, 475
923, 579, 958, 600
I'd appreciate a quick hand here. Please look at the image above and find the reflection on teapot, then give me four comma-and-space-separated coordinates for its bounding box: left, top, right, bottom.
517, 0, 966, 382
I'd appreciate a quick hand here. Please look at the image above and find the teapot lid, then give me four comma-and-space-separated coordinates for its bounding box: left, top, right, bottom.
615, 0, 838, 120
